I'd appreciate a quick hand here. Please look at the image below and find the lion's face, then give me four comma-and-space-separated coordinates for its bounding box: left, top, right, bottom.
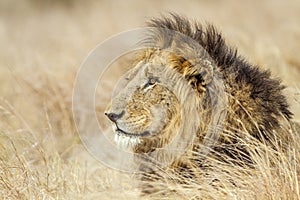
105, 51, 181, 152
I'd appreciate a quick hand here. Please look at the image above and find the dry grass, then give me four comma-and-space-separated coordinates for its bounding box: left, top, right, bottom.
0, 0, 300, 199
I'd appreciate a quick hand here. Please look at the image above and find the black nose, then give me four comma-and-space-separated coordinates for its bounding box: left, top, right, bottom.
104, 111, 124, 123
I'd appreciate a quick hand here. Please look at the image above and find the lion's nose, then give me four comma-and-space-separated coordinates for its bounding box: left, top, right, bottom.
104, 111, 124, 123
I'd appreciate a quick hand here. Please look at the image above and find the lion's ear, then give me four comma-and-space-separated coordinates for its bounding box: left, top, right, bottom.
188, 75, 206, 93
181, 59, 214, 94
165, 39, 215, 94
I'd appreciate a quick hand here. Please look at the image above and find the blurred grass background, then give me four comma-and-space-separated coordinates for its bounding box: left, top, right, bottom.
0, 0, 299, 199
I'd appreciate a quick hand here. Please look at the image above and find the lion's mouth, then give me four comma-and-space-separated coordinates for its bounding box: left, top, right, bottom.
115, 124, 150, 137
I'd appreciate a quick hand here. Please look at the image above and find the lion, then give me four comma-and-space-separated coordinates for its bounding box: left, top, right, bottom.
104, 14, 296, 195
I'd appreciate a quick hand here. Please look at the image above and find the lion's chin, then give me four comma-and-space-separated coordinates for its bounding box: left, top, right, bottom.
114, 132, 141, 151
111, 124, 140, 151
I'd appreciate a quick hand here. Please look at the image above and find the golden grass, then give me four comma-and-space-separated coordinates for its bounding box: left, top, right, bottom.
1, 0, 300, 199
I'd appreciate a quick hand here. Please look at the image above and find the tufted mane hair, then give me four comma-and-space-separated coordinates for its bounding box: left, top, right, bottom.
146, 13, 293, 131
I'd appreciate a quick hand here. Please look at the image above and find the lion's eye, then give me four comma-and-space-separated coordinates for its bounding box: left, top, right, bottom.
143, 77, 158, 89
148, 78, 157, 85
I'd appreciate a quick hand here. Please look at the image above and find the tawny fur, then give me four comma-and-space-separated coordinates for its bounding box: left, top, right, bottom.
105, 14, 295, 195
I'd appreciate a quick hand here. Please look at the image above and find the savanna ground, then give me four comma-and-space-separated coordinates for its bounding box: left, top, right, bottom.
0, 0, 300, 199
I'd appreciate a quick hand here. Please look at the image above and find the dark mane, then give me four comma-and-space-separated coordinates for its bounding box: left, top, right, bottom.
147, 13, 237, 69
147, 13, 292, 131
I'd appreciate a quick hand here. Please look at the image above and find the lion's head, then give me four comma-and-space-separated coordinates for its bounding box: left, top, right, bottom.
105, 49, 207, 154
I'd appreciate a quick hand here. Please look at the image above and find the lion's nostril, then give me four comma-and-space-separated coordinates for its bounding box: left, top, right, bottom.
105, 112, 116, 122
104, 111, 124, 122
